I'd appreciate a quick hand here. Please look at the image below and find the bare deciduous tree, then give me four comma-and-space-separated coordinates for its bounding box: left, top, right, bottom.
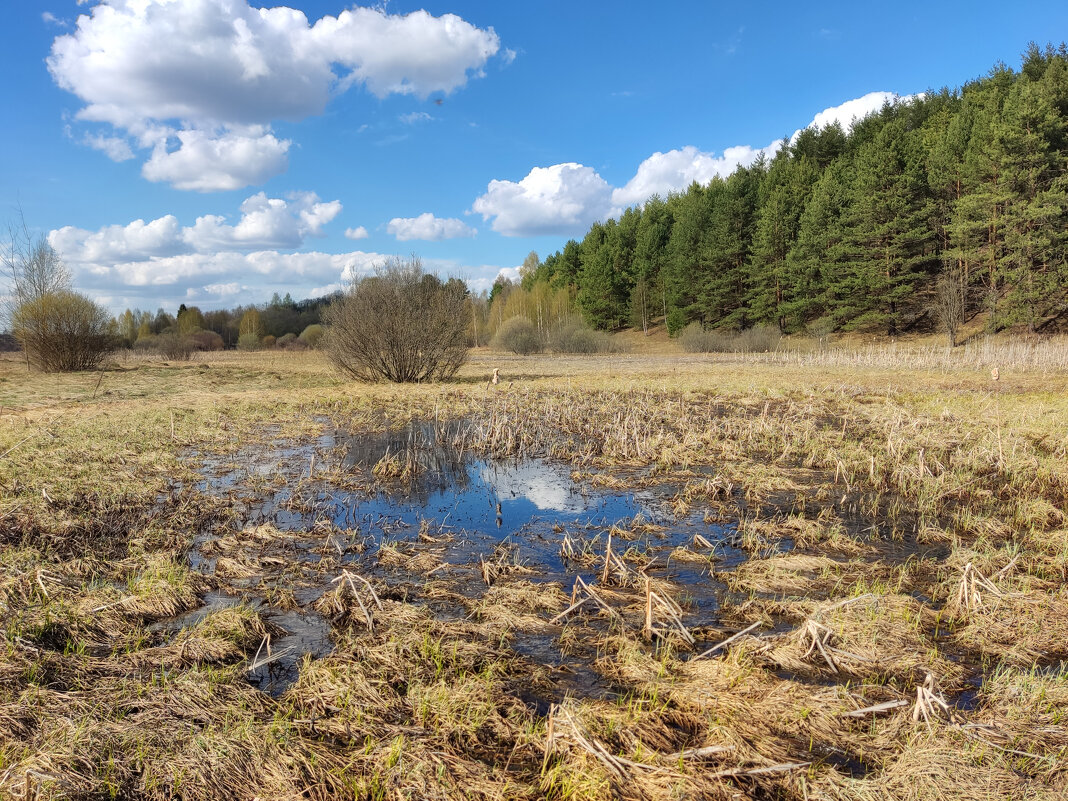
2, 216, 71, 318
934, 272, 965, 347
3, 215, 113, 371
323, 256, 470, 382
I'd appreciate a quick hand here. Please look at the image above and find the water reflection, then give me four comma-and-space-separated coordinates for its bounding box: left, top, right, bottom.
336, 423, 649, 536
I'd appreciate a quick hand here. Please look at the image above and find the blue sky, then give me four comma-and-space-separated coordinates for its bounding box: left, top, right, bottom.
2, 1, 1066, 316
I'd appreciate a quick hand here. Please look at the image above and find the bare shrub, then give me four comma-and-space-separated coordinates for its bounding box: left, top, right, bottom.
323, 256, 470, 382
678, 322, 781, 353
277, 332, 298, 349
189, 330, 224, 351
11, 291, 115, 371
549, 322, 626, 354
262, 334, 277, 349
678, 323, 730, 353
492, 316, 543, 355
735, 324, 781, 353
237, 333, 261, 351
4, 222, 113, 372
153, 332, 195, 360
934, 273, 965, 347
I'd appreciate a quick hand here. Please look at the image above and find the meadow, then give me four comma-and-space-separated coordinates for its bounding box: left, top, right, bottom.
1, 340, 1066, 800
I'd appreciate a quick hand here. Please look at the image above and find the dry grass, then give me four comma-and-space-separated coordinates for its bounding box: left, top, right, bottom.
2, 345, 1067, 799
749, 593, 962, 687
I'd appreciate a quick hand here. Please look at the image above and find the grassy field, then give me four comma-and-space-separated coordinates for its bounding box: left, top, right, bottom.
1, 343, 1067, 800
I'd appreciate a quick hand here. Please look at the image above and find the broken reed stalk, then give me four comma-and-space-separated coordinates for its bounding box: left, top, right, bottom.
841, 699, 910, 718
544, 703, 695, 782
643, 578, 652, 640
560, 531, 576, 560
913, 672, 952, 731
602, 531, 612, 584
552, 576, 624, 626
709, 762, 811, 779
329, 569, 382, 631
692, 533, 714, 550
644, 585, 695, 645
248, 633, 292, 671
798, 619, 844, 673
695, 621, 761, 660
954, 562, 1006, 614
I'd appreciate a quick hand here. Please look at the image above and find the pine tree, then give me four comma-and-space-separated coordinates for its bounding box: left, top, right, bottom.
784, 159, 852, 330
835, 118, 936, 333
747, 150, 818, 330
630, 195, 671, 332
577, 221, 629, 329
663, 183, 712, 333
996, 60, 1068, 329
697, 164, 764, 330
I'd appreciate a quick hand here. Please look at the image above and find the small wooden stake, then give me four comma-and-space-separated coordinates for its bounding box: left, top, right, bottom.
643, 578, 652, 640
601, 531, 613, 584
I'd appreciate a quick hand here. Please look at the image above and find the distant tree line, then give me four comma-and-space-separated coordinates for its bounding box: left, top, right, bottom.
112, 290, 337, 354
514, 44, 1068, 342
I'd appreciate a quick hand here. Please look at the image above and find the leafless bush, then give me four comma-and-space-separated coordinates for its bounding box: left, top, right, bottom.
492, 316, 543, 355
549, 321, 626, 354
934, 273, 965, 347
736, 324, 782, 353
189, 329, 224, 351
153, 332, 195, 360
323, 256, 470, 382
679, 322, 781, 353
11, 290, 115, 371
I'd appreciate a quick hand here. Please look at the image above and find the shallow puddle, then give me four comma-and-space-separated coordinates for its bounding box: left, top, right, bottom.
182, 420, 739, 695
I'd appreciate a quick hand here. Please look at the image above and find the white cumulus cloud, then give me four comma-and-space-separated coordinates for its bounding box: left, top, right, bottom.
140, 128, 291, 192
48, 0, 502, 190
399, 111, 434, 125
50, 192, 342, 264
471, 163, 617, 237
82, 132, 135, 162
45, 193, 514, 312
386, 213, 476, 242
345, 226, 370, 240
611, 143, 779, 207
800, 91, 901, 135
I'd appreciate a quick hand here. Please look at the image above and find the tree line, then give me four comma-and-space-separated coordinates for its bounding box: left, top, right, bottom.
112, 291, 335, 352
515, 44, 1068, 342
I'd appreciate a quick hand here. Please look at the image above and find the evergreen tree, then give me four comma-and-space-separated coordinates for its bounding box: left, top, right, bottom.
747, 149, 818, 330
630, 195, 672, 332
663, 182, 713, 333
996, 61, 1068, 329
835, 118, 936, 333
577, 220, 630, 329
696, 164, 763, 330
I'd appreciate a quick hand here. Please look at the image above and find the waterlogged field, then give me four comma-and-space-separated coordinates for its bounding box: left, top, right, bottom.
1, 344, 1067, 800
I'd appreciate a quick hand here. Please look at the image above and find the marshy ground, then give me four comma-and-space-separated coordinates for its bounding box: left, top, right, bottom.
1, 343, 1066, 800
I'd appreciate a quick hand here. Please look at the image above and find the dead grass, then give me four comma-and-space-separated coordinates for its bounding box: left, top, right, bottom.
2, 346, 1067, 799
749, 594, 962, 687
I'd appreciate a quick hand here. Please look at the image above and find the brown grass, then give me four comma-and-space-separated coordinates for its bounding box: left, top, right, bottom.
3, 346, 1068, 799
